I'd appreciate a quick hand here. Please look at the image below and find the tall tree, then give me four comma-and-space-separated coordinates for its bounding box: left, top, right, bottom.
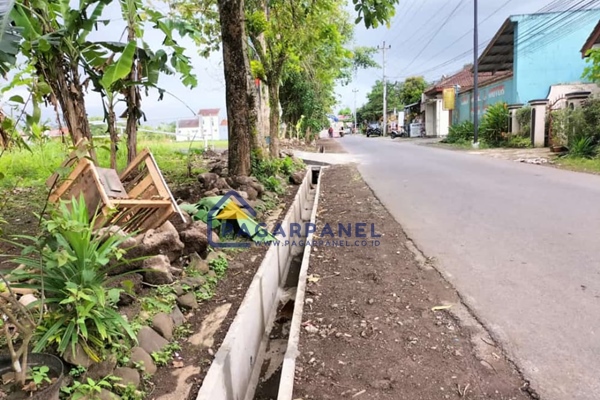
218, 0, 256, 176
357, 80, 404, 123
400, 76, 427, 105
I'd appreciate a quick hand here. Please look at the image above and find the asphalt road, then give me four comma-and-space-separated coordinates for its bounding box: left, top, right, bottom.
339, 135, 600, 400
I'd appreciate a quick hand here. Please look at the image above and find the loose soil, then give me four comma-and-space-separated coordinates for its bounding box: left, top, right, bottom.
293, 164, 535, 400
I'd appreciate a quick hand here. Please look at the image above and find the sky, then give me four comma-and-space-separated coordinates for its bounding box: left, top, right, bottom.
0, 0, 572, 126
335, 0, 555, 114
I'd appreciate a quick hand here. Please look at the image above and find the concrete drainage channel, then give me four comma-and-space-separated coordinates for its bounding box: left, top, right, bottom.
196, 166, 323, 400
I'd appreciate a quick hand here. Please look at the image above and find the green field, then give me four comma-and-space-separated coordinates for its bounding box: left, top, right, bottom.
0, 139, 228, 188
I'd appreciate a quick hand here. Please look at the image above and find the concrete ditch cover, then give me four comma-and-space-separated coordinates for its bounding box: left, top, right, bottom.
189, 303, 232, 348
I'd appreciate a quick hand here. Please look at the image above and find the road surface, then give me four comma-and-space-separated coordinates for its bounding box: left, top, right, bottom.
338, 136, 600, 400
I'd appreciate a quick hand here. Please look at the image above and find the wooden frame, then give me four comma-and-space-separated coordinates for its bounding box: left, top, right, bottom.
49, 147, 184, 234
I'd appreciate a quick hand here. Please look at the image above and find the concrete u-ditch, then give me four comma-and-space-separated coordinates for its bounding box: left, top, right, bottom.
195, 165, 323, 400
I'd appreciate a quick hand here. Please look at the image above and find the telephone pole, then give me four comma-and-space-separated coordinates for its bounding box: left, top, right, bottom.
473, 0, 479, 146
352, 88, 359, 131
377, 41, 391, 136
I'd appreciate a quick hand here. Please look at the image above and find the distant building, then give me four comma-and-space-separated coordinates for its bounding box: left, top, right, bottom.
175, 108, 222, 142
175, 117, 200, 142
219, 119, 228, 141
456, 9, 600, 124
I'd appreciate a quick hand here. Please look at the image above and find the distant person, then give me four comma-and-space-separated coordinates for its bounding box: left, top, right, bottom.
328, 126, 333, 138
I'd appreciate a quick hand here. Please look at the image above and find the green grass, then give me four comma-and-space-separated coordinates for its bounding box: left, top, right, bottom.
555, 156, 600, 174
0, 138, 227, 188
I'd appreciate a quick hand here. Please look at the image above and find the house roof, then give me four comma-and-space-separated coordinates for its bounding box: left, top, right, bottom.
178, 118, 199, 128
581, 19, 600, 57
198, 108, 220, 116
425, 66, 512, 95
477, 18, 516, 73
220, 119, 228, 126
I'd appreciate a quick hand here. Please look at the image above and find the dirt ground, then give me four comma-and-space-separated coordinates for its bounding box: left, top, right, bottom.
292, 164, 536, 400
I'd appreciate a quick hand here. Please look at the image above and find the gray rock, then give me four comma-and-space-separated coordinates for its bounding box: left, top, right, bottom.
188, 252, 210, 274
170, 306, 186, 327
113, 367, 140, 389
179, 221, 209, 255
181, 276, 206, 290
168, 212, 192, 234
206, 251, 226, 264
152, 313, 174, 341
63, 343, 94, 368
142, 255, 174, 285
86, 354, 117, 381
370, 379, 392, 390
172, 284, 185, 296
128, 347, 157, 375
18, 294, 38, 308
198, 172, 219, 190
289, 171, 304, 185
137, 326, 169, 355
177, 293, 199, 310
140, 222, 185, 262
82, 388, 120, 400
215, 178, 232, 190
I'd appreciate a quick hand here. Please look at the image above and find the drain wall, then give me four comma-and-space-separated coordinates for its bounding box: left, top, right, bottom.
196, 167, 321, 400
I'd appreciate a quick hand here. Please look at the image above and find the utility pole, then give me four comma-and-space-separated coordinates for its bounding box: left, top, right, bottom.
352, 88, 359, 132
473, 0, 479, 146
377, 41, 391, 136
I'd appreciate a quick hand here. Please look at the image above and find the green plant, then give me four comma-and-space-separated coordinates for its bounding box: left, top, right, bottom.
506, 135, 531, 148
480, 102, 510, 147
209, 255, 229, 278
28, 365, 51, 386
69, 365, 87, 378
9, 195, 136, 362
151, 342, 181, 366
516, 106, 532, 137
263, 176, 285, 194
116, 383, 146, 400
61, 376, 115, 400
568, 136, 596, 158
446, 120, 474, 144
174, 323, 193, 339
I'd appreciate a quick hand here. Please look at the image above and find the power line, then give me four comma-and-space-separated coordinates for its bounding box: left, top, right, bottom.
388, 0, 455, 55
398, 0, 468, 76
392, 0, 600, 81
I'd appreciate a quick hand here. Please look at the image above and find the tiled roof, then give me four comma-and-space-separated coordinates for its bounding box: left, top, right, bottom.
178, 118, 199, 128
198, 108, 220, 116
220, 119, 228, 126
425, 67, 511, 95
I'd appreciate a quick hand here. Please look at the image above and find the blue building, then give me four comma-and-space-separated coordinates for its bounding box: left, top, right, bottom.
457, 9, 600, 122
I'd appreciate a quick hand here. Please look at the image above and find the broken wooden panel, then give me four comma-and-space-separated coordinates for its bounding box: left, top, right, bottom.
48, 147, 184, 234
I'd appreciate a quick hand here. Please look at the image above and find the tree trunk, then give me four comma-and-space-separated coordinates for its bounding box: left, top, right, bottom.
268, 82, 280, 158
125, 27, 140, 165
51, 63, 97, 162
218, 0, 257, 176
106, 103, 119, 169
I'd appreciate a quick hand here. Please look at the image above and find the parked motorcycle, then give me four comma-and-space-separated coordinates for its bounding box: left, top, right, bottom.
390, 127, 407, 139
366, 123, 382, 137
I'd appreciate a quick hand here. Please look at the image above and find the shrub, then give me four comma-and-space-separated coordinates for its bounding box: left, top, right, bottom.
568, 136, 596, 158
446, 120, 474, 144
11, 195, 136, 362
516, 106, 531, 137
506, 135, 531, 148
480, 102, 510, 146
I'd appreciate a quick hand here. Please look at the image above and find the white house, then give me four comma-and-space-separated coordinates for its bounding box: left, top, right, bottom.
219, 119, 228, 141
199, 108, 220, 140
175, 117, 200, 142
175, 108, 222, 142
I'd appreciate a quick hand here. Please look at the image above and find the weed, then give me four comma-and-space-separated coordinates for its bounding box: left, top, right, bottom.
68, 365, 87, 378
28, 365, 51, 386
209, 255, 228, 278
568, 136, 596, 158
151, 342, 181, 366
174, 323, 193, 339
61, 376, 117, 400
115, 383, 146, 400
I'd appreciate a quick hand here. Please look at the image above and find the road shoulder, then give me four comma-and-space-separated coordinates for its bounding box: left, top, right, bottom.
292, 164, 535, 400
